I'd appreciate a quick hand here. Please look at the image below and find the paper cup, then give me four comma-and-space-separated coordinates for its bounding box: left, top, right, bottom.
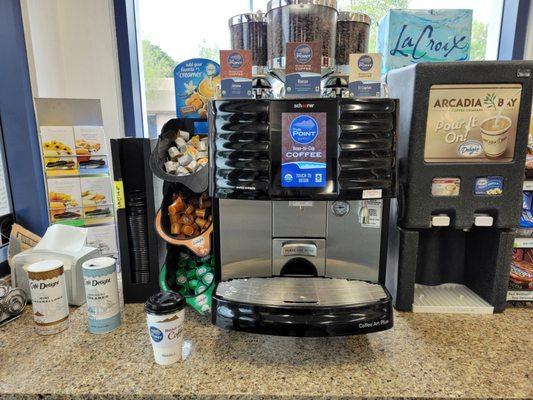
145, 291, 186, 366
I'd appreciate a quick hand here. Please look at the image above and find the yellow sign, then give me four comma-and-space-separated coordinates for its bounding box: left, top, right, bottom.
114, 180, 125, 210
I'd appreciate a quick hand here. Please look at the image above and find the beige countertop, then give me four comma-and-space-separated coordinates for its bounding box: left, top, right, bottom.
0, 303, 531, 400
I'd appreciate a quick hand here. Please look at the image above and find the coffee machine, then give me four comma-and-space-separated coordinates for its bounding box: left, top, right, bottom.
207, 97, 397, 336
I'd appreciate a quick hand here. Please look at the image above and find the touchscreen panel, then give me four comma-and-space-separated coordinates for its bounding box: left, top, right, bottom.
281, 112, 327, 188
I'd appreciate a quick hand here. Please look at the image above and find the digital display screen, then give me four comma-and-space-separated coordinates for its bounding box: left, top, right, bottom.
281, 112, 327, 188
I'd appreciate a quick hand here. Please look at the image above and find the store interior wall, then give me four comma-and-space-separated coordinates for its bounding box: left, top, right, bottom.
20, 0, 125, 139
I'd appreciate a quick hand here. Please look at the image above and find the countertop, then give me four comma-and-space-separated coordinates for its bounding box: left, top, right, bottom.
0, 303, 531, 400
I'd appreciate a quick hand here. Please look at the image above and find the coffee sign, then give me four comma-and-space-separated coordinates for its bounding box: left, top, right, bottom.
285, 42, 321, 97
424, 83, 522, 163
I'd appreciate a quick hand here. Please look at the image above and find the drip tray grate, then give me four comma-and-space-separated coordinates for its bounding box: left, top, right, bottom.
216, 277, 387, 307
413, 283, 494, 314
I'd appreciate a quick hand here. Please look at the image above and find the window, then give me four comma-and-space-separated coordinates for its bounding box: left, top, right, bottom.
136, 0, 504, 136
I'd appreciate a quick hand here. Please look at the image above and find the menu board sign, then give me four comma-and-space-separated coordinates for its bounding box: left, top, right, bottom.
281, 112, 326, 188
424, 83, 522, 163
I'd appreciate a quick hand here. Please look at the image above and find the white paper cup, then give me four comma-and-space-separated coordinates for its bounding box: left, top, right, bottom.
145, 291, 186, 366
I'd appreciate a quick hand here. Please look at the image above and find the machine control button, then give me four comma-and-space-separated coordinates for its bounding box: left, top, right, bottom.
430, 214, 450, 227
331, 201, 350, 217
474, 214, 494, 227
281, 243, 317, 257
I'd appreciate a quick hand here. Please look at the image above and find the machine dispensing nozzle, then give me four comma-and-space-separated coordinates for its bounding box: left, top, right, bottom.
430, 214, 450, 227
473, 214, 494, 227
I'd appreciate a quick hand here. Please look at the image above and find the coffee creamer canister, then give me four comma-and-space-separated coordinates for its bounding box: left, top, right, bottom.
27, 260, 70, 335
82, 257, 121, 334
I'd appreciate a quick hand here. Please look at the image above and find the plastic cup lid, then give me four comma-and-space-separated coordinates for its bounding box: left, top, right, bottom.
82, 257, 116, 270
145, 291, 186, 315
26, 259, 63, 273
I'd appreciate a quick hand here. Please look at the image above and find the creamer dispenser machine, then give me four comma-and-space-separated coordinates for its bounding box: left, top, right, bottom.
208, 97, 397, 336
385, 61, 533, 313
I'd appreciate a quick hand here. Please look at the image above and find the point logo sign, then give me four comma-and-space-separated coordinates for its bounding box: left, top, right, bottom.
289, 115, 319, 145
149, 326, 164, 342
227, 52, 244, 69
358, 55, 373, 71
294, 44, 313, 64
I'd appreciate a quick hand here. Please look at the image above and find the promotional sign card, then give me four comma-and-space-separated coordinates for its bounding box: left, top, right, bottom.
80, 176, 114, 222
41, 126, 78, 176
81, 176, 113, 207
47, 177, 83, 224
86, 224, 118, 255
424, 83, 522, 163
220, 50, 253, 99
74, 126, 107, 156
174, 58, 220, 121
285, 42, 321, 97
348, 53, 382, 97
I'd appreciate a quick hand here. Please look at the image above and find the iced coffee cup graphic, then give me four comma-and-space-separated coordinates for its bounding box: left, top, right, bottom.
480, 115, 512, 159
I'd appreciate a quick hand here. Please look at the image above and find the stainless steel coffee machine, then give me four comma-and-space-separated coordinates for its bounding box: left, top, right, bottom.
208, 97, 397, 336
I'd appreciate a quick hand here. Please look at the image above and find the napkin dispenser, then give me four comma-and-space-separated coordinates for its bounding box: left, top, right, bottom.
11, 225, 100, 306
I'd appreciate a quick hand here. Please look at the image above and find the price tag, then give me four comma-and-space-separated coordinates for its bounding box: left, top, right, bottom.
113, 180, 125, 210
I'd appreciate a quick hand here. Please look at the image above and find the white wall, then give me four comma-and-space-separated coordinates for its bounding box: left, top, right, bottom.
21, 0, 124, 138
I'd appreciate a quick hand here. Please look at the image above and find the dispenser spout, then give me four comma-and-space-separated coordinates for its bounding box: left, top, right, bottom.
474, 214, 494, 227
430, 214, 450, 227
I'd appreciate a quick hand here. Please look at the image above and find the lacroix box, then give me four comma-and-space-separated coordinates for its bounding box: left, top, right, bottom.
377, 9, 473, 74
220, 49, 252, 99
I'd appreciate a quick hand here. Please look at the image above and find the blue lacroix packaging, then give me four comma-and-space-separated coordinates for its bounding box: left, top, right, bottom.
285, 42, 321, 97
377, 9, 473, 74
220, 50, 252, 99
174, 58, 220, 120
474, 176, 504, 196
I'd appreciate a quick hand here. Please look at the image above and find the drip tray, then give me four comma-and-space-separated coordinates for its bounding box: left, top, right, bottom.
413, 284, 494, 314
212, 277, 393, 337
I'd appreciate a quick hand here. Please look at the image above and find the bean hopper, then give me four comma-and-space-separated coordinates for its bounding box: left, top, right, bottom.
385, 61, 533, 313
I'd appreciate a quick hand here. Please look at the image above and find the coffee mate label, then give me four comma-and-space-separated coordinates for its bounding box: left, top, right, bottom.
424, 84, 522, 163
28, 270, 69, 335
285, 42, 321, 97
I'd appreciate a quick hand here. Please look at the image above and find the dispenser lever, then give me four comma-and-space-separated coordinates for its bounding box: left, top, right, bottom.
430, 214, 450, 227
474, 214, 494, 227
